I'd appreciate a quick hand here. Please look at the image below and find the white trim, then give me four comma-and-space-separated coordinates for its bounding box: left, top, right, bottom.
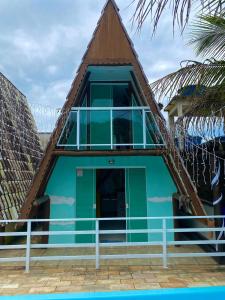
89, 82, 129, 86
77, 109, 80, 150
148, 197, 172, 203
143, 109, 146, 149
110, 109, 113, 149
50, 196, 75, 206
71, 106, 149, 111
57, 143, 165, 147
76, 166, 147, 170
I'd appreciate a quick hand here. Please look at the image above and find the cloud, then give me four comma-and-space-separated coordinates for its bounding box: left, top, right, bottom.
27, 79, 72, 131
1, 24, 91, 63
28, 79, 71, 108
0, 0, 199, 129
47, 65, 59, 75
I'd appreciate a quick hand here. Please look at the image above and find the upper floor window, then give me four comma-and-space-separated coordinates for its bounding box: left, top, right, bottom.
57, 66, 165, 150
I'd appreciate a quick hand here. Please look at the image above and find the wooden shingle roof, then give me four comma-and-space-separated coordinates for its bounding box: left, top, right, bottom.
0, 72, 42, 220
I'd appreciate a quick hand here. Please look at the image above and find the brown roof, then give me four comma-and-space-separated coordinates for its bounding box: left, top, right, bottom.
0, 72, 42, 220
19, 0, 207, 221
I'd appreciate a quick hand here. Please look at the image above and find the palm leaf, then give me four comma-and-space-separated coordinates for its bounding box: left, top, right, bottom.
150, 59, 225, 100
131, 0, 225, 32
189, 14, 225, 59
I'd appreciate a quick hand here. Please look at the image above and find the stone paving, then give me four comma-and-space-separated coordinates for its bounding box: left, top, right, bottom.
0, 246, 225, 296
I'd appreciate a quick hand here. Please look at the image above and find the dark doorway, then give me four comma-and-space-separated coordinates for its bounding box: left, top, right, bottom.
96, 168, 126, 242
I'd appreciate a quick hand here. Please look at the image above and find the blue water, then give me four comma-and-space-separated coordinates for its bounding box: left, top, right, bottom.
0, 287, 225, 300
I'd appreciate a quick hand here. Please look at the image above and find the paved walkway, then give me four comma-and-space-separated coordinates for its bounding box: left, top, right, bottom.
0, 246, 225, 295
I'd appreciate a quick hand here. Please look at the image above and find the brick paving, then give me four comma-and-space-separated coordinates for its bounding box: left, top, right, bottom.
0, 246, 225, 296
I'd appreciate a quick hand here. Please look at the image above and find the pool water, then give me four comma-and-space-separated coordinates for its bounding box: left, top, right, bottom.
0, 287, 225, 300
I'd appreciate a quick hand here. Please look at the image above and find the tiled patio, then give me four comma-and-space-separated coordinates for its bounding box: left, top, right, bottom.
0, 246, 225, 296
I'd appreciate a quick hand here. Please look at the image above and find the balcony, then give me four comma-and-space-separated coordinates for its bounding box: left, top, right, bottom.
57, 107, 165, 150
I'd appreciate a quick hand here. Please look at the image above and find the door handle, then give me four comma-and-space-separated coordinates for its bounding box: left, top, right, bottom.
93, 203, 96, 209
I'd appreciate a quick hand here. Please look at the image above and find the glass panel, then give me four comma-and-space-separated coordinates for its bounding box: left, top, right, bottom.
58, 111, 77, 149
90, 84, 112, 150
145, 111, 164, 148
113, 110, 132, 148
79, 95, 88, 150
113, 84, 130, 107
132, 109, 143, 149
90, 110, 111, 150
91, 84, 112, 107
80, 110, 88, 150
79, 109, 111, 150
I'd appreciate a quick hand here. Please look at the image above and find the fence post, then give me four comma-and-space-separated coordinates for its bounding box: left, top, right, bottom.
162, 218, 168, 268
25, 220, 32, 273
95, 219, 100, 269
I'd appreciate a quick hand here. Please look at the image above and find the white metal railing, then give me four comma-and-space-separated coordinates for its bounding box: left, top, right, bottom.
0, 215, 225, 273
57, 106, 165, 149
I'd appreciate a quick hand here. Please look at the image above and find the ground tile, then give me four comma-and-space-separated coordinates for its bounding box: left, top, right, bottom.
134, 283, 160, 289
109, 284, 134, 290
29, 287, 56, 294
160, 282, 187, 288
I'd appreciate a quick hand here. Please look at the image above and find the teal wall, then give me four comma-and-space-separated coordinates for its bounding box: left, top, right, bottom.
45, 155, 177, 243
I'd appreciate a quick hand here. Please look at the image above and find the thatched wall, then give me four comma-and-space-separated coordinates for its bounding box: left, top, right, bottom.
0, 73, 42, 220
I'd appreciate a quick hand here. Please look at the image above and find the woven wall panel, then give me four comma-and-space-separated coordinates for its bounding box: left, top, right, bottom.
0, 73, 43, 220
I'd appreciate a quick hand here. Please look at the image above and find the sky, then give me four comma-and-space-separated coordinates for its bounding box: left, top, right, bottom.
0, 0, 198, 129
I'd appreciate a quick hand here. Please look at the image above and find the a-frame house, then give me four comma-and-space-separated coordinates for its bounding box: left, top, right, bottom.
19, 0, 207, 243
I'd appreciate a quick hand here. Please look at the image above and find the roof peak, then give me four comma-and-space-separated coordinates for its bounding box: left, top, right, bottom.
101, 0, 119, 14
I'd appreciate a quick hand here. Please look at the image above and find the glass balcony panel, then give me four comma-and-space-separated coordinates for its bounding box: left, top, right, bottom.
90, 110, 111, 150
132, 109, 144, 149
113, 110, 132, 148
58, 111, 77, 149
80, 110, 111, 150
80, 110, 88, 150
145, 111, 164, 148
58, 107, 165, 150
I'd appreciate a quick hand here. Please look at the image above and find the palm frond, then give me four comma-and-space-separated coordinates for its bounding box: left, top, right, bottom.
131, 0, 225, 32
189, 14, 225, 59
150, 59, 225, 100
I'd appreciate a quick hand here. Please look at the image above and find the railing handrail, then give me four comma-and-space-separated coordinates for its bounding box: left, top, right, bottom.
0, 215, 224, 223
71, 106, 150, 111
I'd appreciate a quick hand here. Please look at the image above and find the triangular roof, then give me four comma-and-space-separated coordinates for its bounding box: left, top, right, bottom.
19, 0, 207, 221
0, 72, 42, 221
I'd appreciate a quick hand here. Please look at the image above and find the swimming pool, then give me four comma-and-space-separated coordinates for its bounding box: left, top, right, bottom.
0, 287, 225, 300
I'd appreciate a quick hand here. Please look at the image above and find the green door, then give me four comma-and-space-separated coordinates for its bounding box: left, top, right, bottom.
76, 169, 95, 243
126, 168, 148, 242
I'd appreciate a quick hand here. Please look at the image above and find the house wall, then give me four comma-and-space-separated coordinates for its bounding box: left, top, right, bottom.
45, 155, 177, 243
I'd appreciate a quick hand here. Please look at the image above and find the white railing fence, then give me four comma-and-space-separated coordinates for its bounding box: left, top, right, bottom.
0, 215, 225, 273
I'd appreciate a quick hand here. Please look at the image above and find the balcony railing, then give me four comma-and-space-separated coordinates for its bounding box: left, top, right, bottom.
57, 107, 165, 150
